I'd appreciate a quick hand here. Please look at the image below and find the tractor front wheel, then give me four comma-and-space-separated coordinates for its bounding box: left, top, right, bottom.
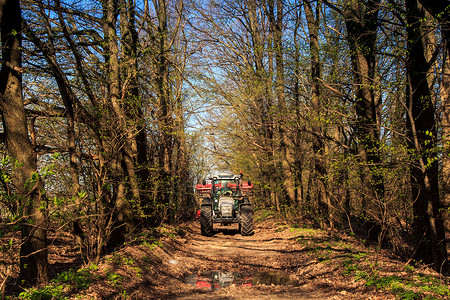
240, 205, 254, 236
200, 205, 213, 236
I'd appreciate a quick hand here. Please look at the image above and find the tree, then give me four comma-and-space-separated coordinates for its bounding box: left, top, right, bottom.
304, 0, 332, 227
441, 33, 450, 246
0, 0, 48, 284
119, 0, 150, 204
342, 0, 385, 238
266, 0, 296, 207
419, 0, 450, 262
405, 0, 448, 273
153, 0, 175, 209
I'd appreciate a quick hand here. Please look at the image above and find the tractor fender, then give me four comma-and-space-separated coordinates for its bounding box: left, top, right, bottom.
239, 197, 251, 210
239, 203, 252, 211
239, 197, 251, 207
201, 197, 212, 205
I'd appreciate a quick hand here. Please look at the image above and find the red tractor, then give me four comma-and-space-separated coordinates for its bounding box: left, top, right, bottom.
195, 172, 254, 236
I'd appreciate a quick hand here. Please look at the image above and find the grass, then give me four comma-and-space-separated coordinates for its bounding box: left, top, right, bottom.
254, 208, 275, 222
365, 275, 424, 299
291, 224, 450, 300
106, 271, 123, 287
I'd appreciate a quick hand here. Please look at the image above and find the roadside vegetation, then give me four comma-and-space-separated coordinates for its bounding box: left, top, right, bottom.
290, 225, 450, 300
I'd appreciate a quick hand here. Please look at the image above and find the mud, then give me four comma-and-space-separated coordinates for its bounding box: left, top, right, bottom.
151, 220, 395, 299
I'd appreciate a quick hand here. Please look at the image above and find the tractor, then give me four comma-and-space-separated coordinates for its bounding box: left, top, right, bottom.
195, 172, 254, 236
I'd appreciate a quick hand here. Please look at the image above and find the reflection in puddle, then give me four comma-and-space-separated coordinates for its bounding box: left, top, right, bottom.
185, 270, 296, 290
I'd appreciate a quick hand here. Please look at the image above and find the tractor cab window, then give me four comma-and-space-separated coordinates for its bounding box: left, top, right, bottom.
220, 188, 233, 196
215, 180, 237, 196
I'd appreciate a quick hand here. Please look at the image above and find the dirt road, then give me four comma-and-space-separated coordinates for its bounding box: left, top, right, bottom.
41, 212, 448, 299
6, 212, 448, 299
138, 217, 395, 299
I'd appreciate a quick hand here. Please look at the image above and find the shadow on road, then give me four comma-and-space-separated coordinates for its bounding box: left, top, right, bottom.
213, 225, 240, 236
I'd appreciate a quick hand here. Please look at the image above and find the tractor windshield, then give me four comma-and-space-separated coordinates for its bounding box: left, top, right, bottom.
215, 180, 238, 196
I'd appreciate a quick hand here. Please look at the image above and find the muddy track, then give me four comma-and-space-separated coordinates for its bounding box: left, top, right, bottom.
150, 217, 395, 300
5, 214, 445, 299
63, 215, 402, 299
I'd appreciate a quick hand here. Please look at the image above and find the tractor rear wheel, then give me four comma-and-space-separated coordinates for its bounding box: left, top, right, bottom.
200, 205, 213, 236
240, 205, 254, 236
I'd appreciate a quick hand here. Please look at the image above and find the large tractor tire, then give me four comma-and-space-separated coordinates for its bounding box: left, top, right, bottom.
200, 205, 213, 236
240, 205, 254, 236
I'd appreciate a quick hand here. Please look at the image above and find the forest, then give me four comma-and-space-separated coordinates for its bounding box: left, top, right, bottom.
0, 0, 449, 296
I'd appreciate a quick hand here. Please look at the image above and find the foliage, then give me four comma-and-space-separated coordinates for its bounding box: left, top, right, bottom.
54, 267, 95, 290
18, 284, 66, 300
17, 266, 95, 300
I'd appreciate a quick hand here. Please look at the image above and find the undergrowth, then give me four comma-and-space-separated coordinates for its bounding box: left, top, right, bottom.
292, 225, 450, 300
254, 208, 275, 222
8, 224, 173, 300
16, 264, 97, 300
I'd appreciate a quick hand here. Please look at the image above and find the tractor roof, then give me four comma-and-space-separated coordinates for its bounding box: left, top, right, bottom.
207, 173, 241, 180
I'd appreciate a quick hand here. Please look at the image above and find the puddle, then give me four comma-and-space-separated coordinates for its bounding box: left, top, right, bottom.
184, 270, 297, 290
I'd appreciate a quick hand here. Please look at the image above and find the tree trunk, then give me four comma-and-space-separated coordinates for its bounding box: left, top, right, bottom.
120, 0, 149, 202
293, 2, 303, 208
154, 0, 174, 211
406, 0, 448, 273
305, 0, 331, 227
266, 0, 295, 206
102, 0, 131, 246
0, 0, 48, 285
442, 45, 450, 244
343, 0, 384, 236
418, 0, 450, 57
